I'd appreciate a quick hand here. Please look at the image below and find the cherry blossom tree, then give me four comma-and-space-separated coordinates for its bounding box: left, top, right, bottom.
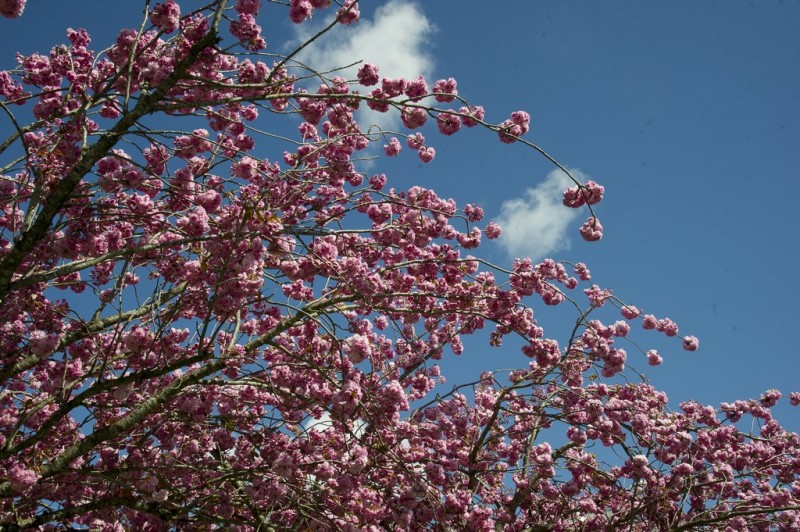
1, 0, 799, 529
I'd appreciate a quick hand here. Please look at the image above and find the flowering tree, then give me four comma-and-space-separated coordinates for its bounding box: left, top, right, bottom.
1, 0, 799, 529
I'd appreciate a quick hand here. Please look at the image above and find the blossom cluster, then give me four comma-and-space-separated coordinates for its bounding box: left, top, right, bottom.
0, 0, 24, 18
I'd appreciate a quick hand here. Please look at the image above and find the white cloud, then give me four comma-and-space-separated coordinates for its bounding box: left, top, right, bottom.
301, 411, 367, 439
301, 410, 334, 434
292, 1, 434, 134
494, 168, 587, 260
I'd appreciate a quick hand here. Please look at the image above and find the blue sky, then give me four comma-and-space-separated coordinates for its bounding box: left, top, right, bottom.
2, 1, 799, 423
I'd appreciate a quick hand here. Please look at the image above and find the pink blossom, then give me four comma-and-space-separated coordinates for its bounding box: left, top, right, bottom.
497, 111, 531, 143
289, 0, 313, 24
143, 143, 169, 175
369, 173, 386, 190
176, 206, 210, 236
236, 0, 261, 16
432, 77, 458, 102
417, 146, 435, 163
457, 227, 481, 249
382, 380, 409, 412
497, 119, 523, 143
657, 317, 679, 337
646, 349, 663, 366
336, 0, 359, 24
99, 99, 121, 119
237, 58, 269, 84
9, 464, 38, 492
584, 285, 611, 307
760, 389, 781, 407
282, 279, 313, 301
174, 129, 213, 158
562, 185, 585, 208
437, 111, 461, 135
0, 70, 28, 103
682, 335, 699, 351
631, 454, 649, 469
579, 216, 603, 241
327, 102, 353, 128
404, 75, 428, 100
621, 305, 641, 319
642, 314, 658, 329
366, 88, 390, 112
383, 137, 401, 157
242, 104, 258, 121
464, 204, 484, 222
672, 462, 694, 476
343, 334, 372, 363
297, 96, 326, 124
610, 320, 630, 337
401, 106, 427, 129
28, 330, 61, 358
459, 105, 485, 127
406, 132, 425, 149
230, 13, 266, 50
485, 222, 501, 239
356, 63, 379, 86
0, 0, 25, 18
150, 1, 180, 33
584, 180, 605, 205
381, 77, 406, 98
574, 262, 591, 281
298, 122, 318, 141
197, 190, 222, 212
790, 392, 800, 406
123, 326, 152, 353
231, 156, 259, 181
510, 110, 531, 133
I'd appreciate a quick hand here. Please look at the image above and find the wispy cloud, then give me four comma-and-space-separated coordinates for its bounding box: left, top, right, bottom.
291, 1, 434, 134
494, 168, 587, 261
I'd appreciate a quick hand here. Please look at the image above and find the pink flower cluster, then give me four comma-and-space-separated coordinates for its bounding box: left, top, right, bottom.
497, 110, 531, 143
357, 63, 379, 86
230, 12, 266, 50
150, 1, 181, 33
432, 77, 457, 102
563, 179, 605, 208
383, 136, 401, 156
0, 0, 25, 18
579, 216, 603, 241
289, 0, 355, 25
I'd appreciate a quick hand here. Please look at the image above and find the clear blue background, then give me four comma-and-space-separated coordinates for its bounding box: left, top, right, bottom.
2, 1, 798, 423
